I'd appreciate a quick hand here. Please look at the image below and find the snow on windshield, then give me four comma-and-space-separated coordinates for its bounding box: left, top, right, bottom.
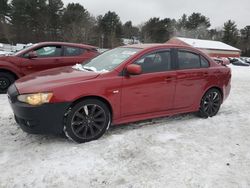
72, 64, 109, 73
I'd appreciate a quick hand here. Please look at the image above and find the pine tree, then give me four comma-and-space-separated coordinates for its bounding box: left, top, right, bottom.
0, 0, 11, 42
222, 20, 239, 46
62, 3, 93, 43
98, 11, 122, 48
46, 0, 64, 41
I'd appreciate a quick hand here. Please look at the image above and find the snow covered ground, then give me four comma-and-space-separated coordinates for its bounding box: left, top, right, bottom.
0, 65, 250, 188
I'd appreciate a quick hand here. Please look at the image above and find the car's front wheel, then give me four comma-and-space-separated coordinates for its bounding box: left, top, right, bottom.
198, 88, 222, 118
0, 72, 15, 94
64, 99, 111, 143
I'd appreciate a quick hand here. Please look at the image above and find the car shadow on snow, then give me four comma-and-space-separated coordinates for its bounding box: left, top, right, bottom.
3, 112, 197, 145
107, 113, 197, 135
3, 110, 231, 144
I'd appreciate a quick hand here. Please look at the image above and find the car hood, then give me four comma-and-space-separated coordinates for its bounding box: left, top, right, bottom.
0, 55, 12, 61
0, 55, 19, 64
15, 66, 100, 94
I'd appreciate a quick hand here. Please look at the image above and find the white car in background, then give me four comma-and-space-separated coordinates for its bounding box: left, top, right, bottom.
230, 57, 250, 66
240, 57, 250, 64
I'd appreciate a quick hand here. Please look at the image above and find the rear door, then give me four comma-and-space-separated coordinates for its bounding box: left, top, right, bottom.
174, 49, 210, 109
121, 49, 177, 117
61, 45, 89, 66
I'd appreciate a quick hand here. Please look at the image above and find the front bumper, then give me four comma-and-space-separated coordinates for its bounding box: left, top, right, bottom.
7, 84, 71, 134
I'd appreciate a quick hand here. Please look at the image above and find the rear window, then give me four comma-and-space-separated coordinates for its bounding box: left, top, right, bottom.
178, 50, 210, 69
63, 46, 85, 56
178, 51, 200, 69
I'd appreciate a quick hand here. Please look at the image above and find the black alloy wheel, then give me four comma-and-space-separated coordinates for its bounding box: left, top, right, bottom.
64, 99, 111, 143
0, 72, 15, 94
198, 88, 222, 118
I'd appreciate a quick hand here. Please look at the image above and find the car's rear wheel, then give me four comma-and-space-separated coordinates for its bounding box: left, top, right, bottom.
0, 72, 15, 94
198, 88, 222, 118
64, 99, 111, 143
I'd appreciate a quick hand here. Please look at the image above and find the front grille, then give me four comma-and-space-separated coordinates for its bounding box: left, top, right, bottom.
15, 116, 37, 128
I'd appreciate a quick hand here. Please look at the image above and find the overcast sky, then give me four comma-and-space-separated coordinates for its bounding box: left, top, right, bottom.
63, 0, 250, 29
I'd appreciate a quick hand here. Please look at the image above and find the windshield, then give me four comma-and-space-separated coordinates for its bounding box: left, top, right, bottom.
73, 47, 141, 73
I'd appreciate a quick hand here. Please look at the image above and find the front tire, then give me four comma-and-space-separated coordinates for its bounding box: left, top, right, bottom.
198, 88, 222, 118
64, 99, 111, 143
0, 72, 15, 94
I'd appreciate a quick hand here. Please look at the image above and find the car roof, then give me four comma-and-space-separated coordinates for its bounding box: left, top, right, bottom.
122, 43, 213, 61
123, 43, 194, 50
36, 42, 97, 50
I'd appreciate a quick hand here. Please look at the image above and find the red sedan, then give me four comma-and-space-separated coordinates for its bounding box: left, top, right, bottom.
8, 44, 231, 143
0, 42, 98, 93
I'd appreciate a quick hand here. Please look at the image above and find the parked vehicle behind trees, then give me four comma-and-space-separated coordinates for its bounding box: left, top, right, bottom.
0, 42, 99, 93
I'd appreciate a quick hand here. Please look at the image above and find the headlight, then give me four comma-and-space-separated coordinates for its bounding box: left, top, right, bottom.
17, 93, 53, 106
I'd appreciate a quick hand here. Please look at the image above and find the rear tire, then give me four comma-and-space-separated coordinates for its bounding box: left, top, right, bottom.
64, 99, 111, 143
198, 88, 222, 118
0, 72, 15, 94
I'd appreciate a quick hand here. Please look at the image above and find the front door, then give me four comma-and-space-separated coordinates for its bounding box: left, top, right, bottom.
20, 45, 63, 75
121, 50, 176, 117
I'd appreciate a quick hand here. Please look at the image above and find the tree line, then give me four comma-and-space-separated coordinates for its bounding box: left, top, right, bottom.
0, 0, 250, 56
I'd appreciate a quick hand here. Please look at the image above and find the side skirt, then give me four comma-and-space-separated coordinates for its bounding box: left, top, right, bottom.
112, 106, 199, 126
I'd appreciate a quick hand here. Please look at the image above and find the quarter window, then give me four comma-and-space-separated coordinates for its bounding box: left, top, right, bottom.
64, 46, 85, 56
134, 51, 171, 73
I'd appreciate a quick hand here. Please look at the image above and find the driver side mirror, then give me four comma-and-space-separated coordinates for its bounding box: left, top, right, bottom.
27, 51, 38, 59
126, 64, 142, 75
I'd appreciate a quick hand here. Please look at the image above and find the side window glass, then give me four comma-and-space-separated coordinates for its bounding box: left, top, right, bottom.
201, 56, 209, 68
134, 51, 171, 74
34, 46, 62, 57
23, 53, 29, 58
64, 46, 85, 56
178, 51, 200, 69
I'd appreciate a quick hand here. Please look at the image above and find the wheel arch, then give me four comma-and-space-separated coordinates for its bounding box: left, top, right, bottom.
203, 86, 224, 101
197, 86, 223, 118
68, 95, 113, 119
0, 68, 19, 80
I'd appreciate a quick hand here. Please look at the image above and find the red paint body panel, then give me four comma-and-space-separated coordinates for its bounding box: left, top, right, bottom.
0, 42, 98, 78
121, 71, 176, 117
15, 44, 231, 126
